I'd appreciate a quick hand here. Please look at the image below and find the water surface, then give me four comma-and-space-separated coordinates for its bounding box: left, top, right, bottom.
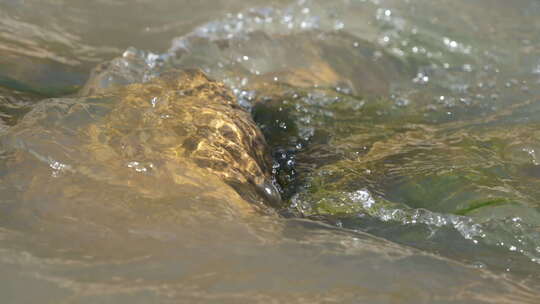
1, 0, 540, 303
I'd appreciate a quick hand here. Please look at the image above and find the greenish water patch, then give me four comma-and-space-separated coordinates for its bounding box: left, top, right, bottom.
454, 198, 515, 216
0, 76, 81, 98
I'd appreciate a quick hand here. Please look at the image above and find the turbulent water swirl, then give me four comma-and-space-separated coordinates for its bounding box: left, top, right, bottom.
53, 0, 540, 273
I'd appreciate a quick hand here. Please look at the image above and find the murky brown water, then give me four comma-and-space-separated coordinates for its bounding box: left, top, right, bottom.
2, 0, 540, 303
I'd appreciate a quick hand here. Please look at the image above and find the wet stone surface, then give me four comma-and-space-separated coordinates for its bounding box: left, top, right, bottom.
0, 70, 283, 231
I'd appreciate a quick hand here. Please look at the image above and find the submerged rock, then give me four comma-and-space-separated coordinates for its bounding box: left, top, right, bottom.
0, 69, 282, 236
287, 101, 540, 220
255, 83, 540, 271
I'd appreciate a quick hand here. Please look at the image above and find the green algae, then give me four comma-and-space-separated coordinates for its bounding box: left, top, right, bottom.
454, 198, 515, 216
251, 79, 540, 227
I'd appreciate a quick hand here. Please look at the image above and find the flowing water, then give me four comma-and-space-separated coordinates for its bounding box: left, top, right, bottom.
2, 0, 540, 303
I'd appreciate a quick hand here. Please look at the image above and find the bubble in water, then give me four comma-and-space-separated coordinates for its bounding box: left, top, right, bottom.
127, 161, 154, 173
472, 261, 486, 269
348, 189, 376, 209
49, 160, 71, 177
395, 98, 410, 107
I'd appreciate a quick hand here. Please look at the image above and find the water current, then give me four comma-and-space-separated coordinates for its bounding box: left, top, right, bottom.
1, 0, 540, 303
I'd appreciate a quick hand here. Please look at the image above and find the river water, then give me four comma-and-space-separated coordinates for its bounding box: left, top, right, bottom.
1, 0, 540, 303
